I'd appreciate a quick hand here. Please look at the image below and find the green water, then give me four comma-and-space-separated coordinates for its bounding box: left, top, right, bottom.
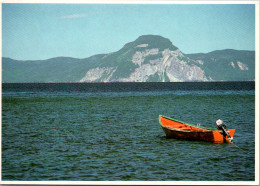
2, 84, 255, 181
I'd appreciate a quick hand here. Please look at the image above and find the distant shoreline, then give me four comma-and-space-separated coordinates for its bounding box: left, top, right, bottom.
2, 81, 255, 93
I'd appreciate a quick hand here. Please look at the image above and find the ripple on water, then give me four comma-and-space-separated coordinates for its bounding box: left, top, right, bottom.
2, 86, 255, 181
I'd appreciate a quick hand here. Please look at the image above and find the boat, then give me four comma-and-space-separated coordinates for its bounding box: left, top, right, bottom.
159, 115, 235, 143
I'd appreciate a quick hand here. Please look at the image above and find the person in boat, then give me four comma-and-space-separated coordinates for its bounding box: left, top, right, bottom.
216, 119, 233, 142
216, 119, 227, 130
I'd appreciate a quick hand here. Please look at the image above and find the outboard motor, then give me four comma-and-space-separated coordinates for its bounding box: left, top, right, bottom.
216, 119, 233, 142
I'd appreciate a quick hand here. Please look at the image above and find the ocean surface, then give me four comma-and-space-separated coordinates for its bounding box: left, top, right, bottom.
2, 82, 255, 181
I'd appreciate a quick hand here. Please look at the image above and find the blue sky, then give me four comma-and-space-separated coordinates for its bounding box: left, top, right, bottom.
2, 3, 255, 60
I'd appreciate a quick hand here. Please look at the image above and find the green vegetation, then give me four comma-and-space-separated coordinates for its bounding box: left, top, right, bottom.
133, 35, 178, 51
143, 53, 163, 65
186, 49, 255, 81
147, 73, 161, 82
2, 36, 255, 82
2, 55, 105, 82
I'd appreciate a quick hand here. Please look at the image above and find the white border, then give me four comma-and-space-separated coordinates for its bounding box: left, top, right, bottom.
255, 1, 260, 185
0, 0, 259, 185
0, 180, 259, 185
0, 1, 2, 185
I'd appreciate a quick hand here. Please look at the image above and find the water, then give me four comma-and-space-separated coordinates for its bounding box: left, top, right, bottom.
2, 82, 255, 181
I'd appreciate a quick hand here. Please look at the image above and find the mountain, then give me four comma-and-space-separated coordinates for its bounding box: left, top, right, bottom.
2, 35, 255, 83
186, 49, 255, 81
2, 54, 105, 83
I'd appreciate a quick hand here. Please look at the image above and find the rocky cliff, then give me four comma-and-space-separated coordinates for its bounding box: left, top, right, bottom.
2, 35, 255, 82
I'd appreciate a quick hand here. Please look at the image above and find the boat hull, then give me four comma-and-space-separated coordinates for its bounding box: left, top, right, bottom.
159, 115, 235, 143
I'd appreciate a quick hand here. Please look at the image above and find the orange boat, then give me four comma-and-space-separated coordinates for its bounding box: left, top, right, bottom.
159, 115, 235, 143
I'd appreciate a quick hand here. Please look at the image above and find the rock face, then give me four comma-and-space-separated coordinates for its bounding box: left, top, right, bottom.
79, 35, 209, 82
2, 35, 255, 82
80, 67, 117, 82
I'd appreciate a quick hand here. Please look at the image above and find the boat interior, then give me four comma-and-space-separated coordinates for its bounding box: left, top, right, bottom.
160, 116, 208, 132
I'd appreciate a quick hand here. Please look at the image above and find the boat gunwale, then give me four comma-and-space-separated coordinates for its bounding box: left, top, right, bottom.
159, 115, 216, 132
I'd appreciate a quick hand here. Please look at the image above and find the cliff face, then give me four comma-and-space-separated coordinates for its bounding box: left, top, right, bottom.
79, 35, 209, 82
2, 35, 255, 83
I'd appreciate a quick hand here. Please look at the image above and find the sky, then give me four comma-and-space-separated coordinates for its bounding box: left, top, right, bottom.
2, 3, 256, 60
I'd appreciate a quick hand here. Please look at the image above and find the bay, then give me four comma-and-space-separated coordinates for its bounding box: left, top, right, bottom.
2, 82, 255, 181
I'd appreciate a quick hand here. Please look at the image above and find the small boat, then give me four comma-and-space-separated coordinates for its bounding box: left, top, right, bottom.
159, 115, 235, 143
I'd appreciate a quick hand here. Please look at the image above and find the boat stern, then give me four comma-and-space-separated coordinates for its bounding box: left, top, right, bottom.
212, 129, 236, 143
